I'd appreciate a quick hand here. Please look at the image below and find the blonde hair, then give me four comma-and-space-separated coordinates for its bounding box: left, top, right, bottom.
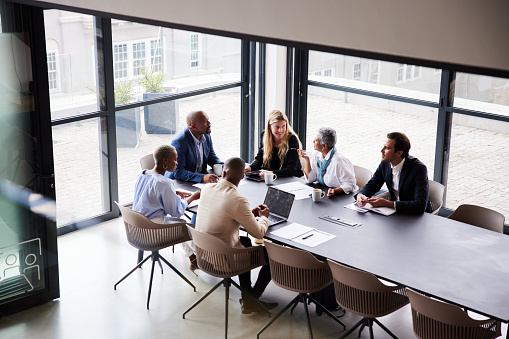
153, 145, 176, 165
262, 109, 301, 169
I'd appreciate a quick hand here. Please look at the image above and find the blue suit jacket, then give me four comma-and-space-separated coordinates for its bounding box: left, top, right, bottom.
166, 128, 222, 183
357, 156, 431, 214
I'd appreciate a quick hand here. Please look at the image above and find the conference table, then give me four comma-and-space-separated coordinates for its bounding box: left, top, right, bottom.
178, 176, 509, 335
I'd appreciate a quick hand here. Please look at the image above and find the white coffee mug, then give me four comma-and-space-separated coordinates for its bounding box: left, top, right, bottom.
213, 164, 223, 176
264, 171, 277, 185
312, 189, 326, 202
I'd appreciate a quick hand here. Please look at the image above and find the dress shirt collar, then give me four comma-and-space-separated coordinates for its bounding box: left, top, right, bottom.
391, 157, 405, 172
192, 132, 204, 145
317, 148, 335, 161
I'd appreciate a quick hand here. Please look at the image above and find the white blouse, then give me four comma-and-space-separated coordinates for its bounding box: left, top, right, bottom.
305, 149, 358, 194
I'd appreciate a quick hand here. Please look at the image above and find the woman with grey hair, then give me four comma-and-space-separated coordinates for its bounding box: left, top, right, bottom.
133, 145, 201, 270
298, 127, 357, 197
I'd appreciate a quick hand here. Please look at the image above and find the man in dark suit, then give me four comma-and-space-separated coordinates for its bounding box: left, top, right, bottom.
166, 110, 222, 183
356, 132, 431, 214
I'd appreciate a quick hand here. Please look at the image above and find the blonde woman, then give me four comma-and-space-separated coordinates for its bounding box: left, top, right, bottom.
245, 109, 303, 178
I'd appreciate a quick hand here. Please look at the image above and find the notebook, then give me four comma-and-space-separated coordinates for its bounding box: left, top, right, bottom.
263, 187, 295, 226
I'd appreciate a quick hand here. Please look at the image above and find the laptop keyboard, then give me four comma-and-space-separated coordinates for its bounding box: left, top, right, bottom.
268, 214, 284, 224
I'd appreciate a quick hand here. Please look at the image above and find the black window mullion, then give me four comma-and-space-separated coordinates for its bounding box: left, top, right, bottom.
433, 70, 455, 204
258, 43, 266, 138
240, 40, 251, 161
95, 17, 119, 214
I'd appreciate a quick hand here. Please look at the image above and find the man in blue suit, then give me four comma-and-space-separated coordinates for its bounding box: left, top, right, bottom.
356, 132, 431, 214
167, 110, 222, 183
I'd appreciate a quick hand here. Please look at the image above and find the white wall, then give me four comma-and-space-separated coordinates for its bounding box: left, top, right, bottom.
34, 0, 509, 74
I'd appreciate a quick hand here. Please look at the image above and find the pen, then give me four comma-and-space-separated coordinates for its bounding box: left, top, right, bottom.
302, 234, 314, 240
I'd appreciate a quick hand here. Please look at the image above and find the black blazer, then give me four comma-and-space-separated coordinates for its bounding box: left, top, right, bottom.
249, 133, 303, 177
357, 156, 431, 214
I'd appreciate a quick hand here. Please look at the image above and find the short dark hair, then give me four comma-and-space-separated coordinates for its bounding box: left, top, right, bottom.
387, 132, 411, 158
224, 157, 245, 173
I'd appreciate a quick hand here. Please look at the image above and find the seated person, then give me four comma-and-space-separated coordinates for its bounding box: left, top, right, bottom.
196, 157, 277, 314
245, 109, 303, 178
133, 145, 201, 269
167, 110, 222, 183
298, 127, 357, 197
355, 132, 431, 214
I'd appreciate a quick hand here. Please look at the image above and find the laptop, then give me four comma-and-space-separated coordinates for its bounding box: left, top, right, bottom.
263, 187, 295, 226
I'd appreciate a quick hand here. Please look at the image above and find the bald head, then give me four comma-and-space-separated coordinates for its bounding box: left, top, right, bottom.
186, 110, 206, 126
223, 157, 245, 186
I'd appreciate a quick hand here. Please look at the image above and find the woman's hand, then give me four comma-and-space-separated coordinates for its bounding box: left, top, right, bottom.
298, 149, 309, 161
245, 166, 252, 172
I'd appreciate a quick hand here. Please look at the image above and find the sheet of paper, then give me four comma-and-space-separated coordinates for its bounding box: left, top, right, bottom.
292, 229, 336, 247
273, 181, 315, 200
344, 202, 369, 213
270, 223, 314, 240
364, 203, 397, 216
193, 183, 206, 189
188, 200, 199, 208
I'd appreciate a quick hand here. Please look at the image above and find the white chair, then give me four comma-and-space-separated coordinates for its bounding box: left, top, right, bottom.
353, 165, 372, 189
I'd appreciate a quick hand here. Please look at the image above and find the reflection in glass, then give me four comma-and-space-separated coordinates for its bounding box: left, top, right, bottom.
52, 118, 110, 226
447, 115, 509, 221
111, 21, 242, 106
44, 10, 99, 120
308, 51, 441, 101
454, 73, 509, 116
116, 88, 241, 204
306, 87, 437, 180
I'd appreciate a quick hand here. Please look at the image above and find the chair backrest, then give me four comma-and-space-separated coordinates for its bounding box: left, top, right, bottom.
327, 259, 409, 318
140, 154, 155, 170
428, 180, 445, 215
448, 204, 505, 233
187, 226, 266, 278
116, 202, 190, 251
353, 165, 372, 189
264, 241, 332, 294
407, 288, 501, 339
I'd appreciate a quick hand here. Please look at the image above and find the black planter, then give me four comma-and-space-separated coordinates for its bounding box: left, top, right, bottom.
143, 92, 179, 134
116, 107, 141, 148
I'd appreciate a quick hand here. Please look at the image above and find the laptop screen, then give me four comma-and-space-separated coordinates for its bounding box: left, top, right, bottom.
263, 187, 295, 218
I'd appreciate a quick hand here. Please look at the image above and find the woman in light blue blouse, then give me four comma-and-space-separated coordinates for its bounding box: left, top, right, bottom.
133, 145, 200, 270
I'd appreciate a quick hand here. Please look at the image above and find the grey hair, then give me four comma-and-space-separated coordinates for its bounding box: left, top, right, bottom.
153, 145, 177, 164
318, 127, 337, 150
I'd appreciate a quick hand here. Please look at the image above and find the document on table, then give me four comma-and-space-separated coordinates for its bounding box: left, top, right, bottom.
344, 202, 396, 216
273, 181, 315, 200
271, 223, 335, 247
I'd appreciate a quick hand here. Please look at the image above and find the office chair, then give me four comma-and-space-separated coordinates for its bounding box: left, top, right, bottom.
407, 288, 501, 339
328, 259, 409, 339
183, 226, 270, 338
114, 202, 196, 309
353, 165, 372, 190
448, 204, 505, 233
257, 242, 346, 339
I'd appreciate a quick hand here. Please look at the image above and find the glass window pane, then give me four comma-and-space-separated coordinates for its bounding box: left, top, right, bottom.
52, 117, 110, 226
308, 51, 441, 101
112, 21, 241, 105
454, 73, 509, 116
307, 87, 437, 181
44, 10, 100, 120
446, 115, 509, 221
116, 88, 240, 204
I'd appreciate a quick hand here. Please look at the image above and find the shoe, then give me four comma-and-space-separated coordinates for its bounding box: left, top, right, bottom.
239, 298, 278, 314
189, 254, 198, 271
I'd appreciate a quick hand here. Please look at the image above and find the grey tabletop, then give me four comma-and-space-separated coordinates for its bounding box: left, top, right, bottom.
175, 177, 509, 323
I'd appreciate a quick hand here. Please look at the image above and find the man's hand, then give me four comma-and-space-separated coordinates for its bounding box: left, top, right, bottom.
365, 197, 393, 208
356, 193, 369, 207
258, 204, 270, 218
176, 190, 191, 199
186, 190, 201, 204
202, 174, 219, 183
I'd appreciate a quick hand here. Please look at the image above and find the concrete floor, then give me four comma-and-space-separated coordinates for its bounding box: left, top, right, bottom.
1, 217, 506, 338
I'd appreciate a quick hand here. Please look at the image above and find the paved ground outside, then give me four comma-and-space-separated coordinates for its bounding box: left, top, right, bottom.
52, 92, 509, 227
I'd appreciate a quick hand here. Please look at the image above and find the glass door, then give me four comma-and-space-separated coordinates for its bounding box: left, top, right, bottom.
0, 1, 59, 315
